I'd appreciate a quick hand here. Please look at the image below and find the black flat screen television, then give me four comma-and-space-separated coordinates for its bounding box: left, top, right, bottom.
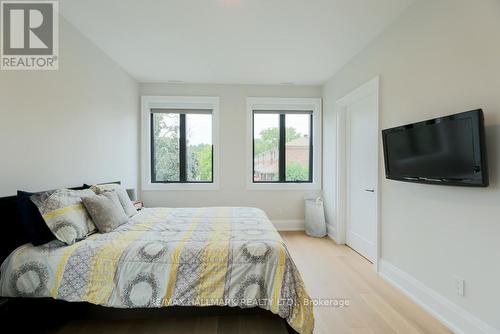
382, 109, 488, 187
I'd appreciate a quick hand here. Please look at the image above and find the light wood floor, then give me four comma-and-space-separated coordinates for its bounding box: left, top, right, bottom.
281, 232, 451, 334
55, 232, 452, 334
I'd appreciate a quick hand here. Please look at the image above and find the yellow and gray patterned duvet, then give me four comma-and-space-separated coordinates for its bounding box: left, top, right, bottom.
0, 207, 314, 334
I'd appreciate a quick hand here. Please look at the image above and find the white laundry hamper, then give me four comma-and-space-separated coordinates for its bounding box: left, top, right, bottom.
304, 197, 327, 237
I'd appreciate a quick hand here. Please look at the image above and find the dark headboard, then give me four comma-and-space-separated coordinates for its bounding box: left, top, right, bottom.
0, 195, 30, 264
0, 181, 122, 265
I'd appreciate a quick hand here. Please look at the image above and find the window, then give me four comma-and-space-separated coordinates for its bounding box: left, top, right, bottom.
247, 98, 321, 189
253, 111, 312, 183
151, 110, 213, 183
142, 96, 219, 190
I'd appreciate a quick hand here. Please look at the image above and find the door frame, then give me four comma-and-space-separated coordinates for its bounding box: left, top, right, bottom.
334, 76, 380, 271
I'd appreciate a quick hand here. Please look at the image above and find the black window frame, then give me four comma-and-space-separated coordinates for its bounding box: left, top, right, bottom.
150, 110, 214, 184
252, 111, 313, 184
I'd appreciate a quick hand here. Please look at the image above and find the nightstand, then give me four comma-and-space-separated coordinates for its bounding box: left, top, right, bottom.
133, 201, 144, 210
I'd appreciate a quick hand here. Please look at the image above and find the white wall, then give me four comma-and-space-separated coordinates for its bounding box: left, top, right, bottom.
322, 0, 500, 331
0, 18, 139, 196
139, 83, 321, 222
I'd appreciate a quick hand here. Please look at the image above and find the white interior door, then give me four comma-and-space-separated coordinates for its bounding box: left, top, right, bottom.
345, 87, 378, 262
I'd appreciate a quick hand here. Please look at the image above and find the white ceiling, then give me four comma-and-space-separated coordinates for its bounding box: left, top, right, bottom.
59, 0, 414, 85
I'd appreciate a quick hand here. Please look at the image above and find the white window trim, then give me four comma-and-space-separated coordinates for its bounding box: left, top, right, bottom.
141, 96, 220, 191
246, 97, 322, 190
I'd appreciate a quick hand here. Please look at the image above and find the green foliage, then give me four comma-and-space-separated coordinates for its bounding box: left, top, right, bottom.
286, 162, 309, 181
187, 144, 212, 181
254, 127, 302, 155
153, 114, 213, 182
153, 114, 180, 181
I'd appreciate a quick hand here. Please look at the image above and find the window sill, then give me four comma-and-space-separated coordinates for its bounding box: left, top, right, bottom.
246, 182, 321, 191
142, 182, 220, 191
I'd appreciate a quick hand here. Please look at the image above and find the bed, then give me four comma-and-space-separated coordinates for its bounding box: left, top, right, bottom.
0, 200, 314, 334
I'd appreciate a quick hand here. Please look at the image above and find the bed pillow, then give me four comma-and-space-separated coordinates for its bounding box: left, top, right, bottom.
16, 191, 56, 246
82, 192, 129, 233
30, 189, 97, 245
90, 184, 137, 217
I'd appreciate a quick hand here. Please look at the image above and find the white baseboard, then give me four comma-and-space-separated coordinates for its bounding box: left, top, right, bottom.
326, 223, 336, 242
379, 259, 499, 334
327, 231, 336, 242
272, 220, 305, 231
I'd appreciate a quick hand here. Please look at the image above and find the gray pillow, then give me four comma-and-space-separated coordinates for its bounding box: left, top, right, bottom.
91, 184, 137, 217
82, 192, 129, 233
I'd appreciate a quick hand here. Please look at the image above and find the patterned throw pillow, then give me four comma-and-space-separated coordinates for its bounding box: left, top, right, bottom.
82, 192, 129, 233
91, 184, 137, 217
30, 189, 97, 245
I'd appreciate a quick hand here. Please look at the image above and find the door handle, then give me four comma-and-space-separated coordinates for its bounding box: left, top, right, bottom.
364, 189, 375, 192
